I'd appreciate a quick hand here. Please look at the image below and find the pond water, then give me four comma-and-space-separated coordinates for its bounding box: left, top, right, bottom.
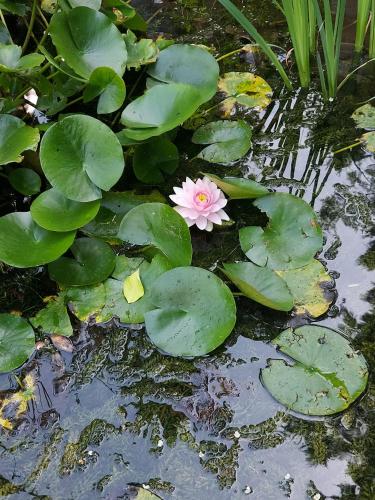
0, 1, 374, 499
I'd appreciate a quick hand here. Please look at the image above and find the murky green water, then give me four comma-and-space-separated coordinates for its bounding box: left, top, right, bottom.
0, 1, 374, 498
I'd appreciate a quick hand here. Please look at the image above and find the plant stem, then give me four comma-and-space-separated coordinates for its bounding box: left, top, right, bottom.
333, 141, 362, 154
22, 0, 37, 54
336, 57, 375, 92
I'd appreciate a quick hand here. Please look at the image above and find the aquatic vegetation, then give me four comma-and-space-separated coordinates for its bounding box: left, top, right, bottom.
355, 0, 371, 53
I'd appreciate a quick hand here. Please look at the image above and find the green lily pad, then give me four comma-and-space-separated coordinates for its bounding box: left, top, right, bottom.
133, 137, 179, 184
351, 103, 375, 129
83, 66, 126, 114
118, 202, 192, 267
31, 188, 100, 232
0, 114, 39, 165
48, 237, 116, 286
0, 1, 28, 16
49, 6, 127, 79
222, 261, 293, 311
239, 193, 323, 270
147, 44, 219, 101
120, 82, 203, 141
40, 115, 124, 202
218, 72, 272, 115
65, 0, 101, 8
203, 173, 268, 199
9, 168, 41, 196
145, 267, 236, 356
31, 296, 73, 337
360, 131, 375, 152
82, 190, 166, 242
64, 283, 106, 322
262, 325, 369, 416
0, 212, 76, 268
276, 259, 334, 318
0, 314, 35, 373
192, 120, 252, 163
123, 30, 159, 70
0, 44, 44, 73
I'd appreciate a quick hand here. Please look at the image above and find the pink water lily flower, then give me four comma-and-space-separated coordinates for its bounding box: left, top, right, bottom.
170, 177, 229, 231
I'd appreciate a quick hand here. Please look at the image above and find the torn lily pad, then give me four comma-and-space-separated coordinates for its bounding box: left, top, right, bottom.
123, 30, 159, 70
261, 325, 368, 416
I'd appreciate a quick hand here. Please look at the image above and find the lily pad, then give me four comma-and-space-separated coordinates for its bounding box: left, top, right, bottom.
351, 103, 375, 129
133, 137, 179, 184
145, 267, 236, 356
83, 67, 126, 114
0, 1, 28, 16
261, 325, 369, 416
40, 115, 124, 202
276, 259, 334, 318
48, 237, 116, 286
147, 44, 219, 101
64, 283, 105, 322
49, 6, 127, 79
192, 120, 252, 163
31, 296, 73, 337
218, 72, 272, 115
65, 0, 101, 8
0, 44, 44, 73
118, 203, 192, 267
0, 212, 76, 268
0, 114, 39, 165
203, 173, 268, 199
9, 168, 41, 196
31, 188, 100, 232
123, 268, 144, 303
239, 193, 323, 270
0, 314, 35, 373
360, 131, 375, 152
124, 30, 159, 70
222, 261, 293, 311
82, 190, 166, 242
120, 82, 203, 141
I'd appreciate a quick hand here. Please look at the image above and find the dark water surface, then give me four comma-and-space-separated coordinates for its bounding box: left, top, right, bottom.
0, 1, 374, 498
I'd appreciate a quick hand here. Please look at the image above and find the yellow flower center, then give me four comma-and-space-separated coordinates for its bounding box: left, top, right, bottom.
196, 192, 208, 203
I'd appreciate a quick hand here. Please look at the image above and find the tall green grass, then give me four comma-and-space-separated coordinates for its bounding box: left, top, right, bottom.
355, 0, 371, 53
370, 0, 375, 57
314, 0, 346, 99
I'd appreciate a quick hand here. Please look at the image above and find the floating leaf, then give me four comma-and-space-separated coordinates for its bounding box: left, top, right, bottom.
31, 188, 100, 232
82, 190, 166, 242
262, 325, 369, 416
351, 103, 375, 129
123, 269, 145, 303
222, 261, 293, 311
118, 203, 192, 267
203, 173, 268, 199
133, 137, 179, 184
239, 193, 323, 270
276, 260, 334, 318
83, 66, 126, 114
145, 267, 236, 356
64, 283, 105, 322
0, 314, 35, 373
49, 6, 127, 79
0, 44, 44, 73
40, 115, 124, 202
0, 212, 76, 268
360, 131, 375, 152
147, 44, 219, 101
123, 30, 159, 69
120, 82, 203, 141
135, 488, 162, 499
31, 296, 73, 337
218, 72, 272, 115
0, 114, 39, 165
192, 120, 252, 163
9, 168, 41, 196
48, 237, 116, 286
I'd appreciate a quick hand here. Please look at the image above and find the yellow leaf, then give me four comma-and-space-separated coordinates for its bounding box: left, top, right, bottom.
0, 417, 13, 430
123, 269, 144, 304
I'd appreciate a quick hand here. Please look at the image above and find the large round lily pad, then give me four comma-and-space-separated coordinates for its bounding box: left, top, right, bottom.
118, 203, 192, 267
0, 313, 35, 373
222, 261, 293, 311
239, 193, 323, 270
31, 188, 100, 232
48, 237, 116, 286
261, 325, 368, 416
0, 114, 39, 165
145, 267, 236, 356
49, 6, 127, 79
0, 212, 76, 267
40, 115, 124, 202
